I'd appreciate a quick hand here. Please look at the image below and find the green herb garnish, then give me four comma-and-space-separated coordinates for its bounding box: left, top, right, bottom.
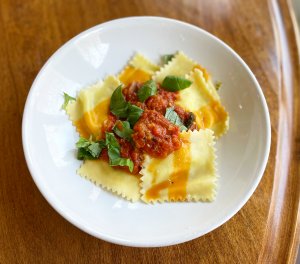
215, 81, 222, 90
162, 76, 192, 92
105, 132, 134, 172
110, 85, 143, 125
113, 121, 133, 141
62, 92, 76, 110
109, 85, 128, 118
127, 104, 144, 126
137, 80, 157, 102
165, 107, 187, 132
161, 54, 175, 64
76, 137, 105, 160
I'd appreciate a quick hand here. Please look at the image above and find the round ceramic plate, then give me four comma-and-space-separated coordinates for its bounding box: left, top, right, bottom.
22, 17, 271, 247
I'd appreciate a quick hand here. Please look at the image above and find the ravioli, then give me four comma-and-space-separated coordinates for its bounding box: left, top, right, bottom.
177, 69, 229, 137
153, 51, 197, 84
66, 75, 120, 139
140, 130, 217, 203
78, 160, 140, 201
65, 52, 228, 203
118, 53, 159, 85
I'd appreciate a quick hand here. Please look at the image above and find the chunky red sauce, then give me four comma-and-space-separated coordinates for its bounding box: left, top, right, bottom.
132, 110, 181, 158
100, 81, 197, 174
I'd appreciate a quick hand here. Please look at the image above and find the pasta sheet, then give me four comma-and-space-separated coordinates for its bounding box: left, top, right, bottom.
177, 69, 229, 137
140, 130, 217, 203
66, 75, 120, 139
78, 160, 141, 201
118, 53, 159, 85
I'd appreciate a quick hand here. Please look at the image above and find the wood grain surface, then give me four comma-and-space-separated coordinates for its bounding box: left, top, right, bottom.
0, 0, 299, 263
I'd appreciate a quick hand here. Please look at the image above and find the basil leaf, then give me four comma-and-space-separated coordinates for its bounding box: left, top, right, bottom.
215, 81, 222, 90
105, 132, 134, 172
110, 85, 128, 118
76, 137, 90, 148
105, 132, 120, 150
165, 107, 187, 132
127, 104, 144, 126
76, 137, 105, 160
62, 92, 76, 110
113, 121, 133, 141
77, 148, 94, 160
161, 54, 174, 64
162, 76, 192, 91
109, 158, 134, 173
88, 141, 105, 157
137, 80, 157, 102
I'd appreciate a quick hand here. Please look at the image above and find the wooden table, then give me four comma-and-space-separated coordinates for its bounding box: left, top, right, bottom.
0, 0, 299, 263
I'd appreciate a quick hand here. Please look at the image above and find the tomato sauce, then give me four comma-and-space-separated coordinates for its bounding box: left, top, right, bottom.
132, 110, 181, 158
101, 81, 197, 174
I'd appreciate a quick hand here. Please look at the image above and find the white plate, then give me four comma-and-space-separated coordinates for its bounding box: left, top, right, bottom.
22, 17, 271, 247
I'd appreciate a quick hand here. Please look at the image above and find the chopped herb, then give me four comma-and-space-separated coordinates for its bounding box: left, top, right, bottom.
76, 137, 105, 160
113, 121, 133, 141
162, 76, 192, 92
105, 132, 134, 172
137, 80, 157, 102
127, 104, 144, 126
110, 85, 143, 126
109, 85, 129, 118
165, 107, 187, 131
215, 81, 222, 90
185, 112, 195, 129
62, 92, 76, 110
161, 54, 175, 64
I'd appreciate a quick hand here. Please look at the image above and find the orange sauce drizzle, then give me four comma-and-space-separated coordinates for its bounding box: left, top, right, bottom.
119, 66, 151, 85
149, 159, 159, 185
193, 64, 210, 81
145, 133, 191, 201
74, 98, 110, 139
195, 100, 228, 129
168, 134, 191, 200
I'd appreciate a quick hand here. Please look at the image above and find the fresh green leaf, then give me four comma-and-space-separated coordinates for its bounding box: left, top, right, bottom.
77, 148, 94, 160
113, 121, 133, 141
165, 107, 187, 131
62, 92, 76, 110
162, 76, 192, 92
161, 54, 175, 64
76, 137, 91, 148
137, 80, 157, 102
88, 141, 105, 157
127, 104, 144, 126
76, 137, 105, 160
109, 158, 134, 173
185, 112, 196, 129
105, 132, 134, 172
109, 85, 128, 118
215, 81, 222, 90
105, 132, 120, 150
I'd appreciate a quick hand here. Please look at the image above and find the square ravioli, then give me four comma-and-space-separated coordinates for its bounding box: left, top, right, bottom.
64, 52, 228, 203
118, 53, 159, 85
66, 75, 120, 139
78, 160, 141, 202
177, 69, 229, 138
140, 130, 217, 203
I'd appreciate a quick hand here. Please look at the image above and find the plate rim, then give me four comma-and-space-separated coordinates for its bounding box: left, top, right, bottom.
22, 16, 271, 247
